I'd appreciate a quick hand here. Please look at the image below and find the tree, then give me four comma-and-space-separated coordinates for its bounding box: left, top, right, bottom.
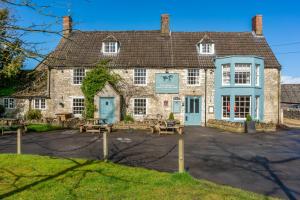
0, 9, 24, 79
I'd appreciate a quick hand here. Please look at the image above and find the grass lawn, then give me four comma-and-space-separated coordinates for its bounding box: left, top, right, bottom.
0, 154, 276, 200
26, 124, 63, 132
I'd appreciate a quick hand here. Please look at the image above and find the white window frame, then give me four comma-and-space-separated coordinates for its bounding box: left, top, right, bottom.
133, 98, 147, 116
222, 64, 231, 86
186, 68, 200, 86
73, 68, 85, 85
133, 68, 147, 86
255, 64, 260, 86
256, 96, 260, 120
234, 63, 251, 86
222, 96, 231, 119
199, 43, 215, 55
102, 42, 118, 54
72, 97, 85, 116
3, 98, 15, 109
234, 96, 251, 120
33, 98, 46, 110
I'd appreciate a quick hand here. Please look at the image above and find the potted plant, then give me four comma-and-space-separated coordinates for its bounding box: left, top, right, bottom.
245, 114, 256, 133
166, 112, 176, 127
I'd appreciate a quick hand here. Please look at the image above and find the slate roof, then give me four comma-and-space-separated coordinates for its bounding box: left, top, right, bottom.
281, 84, 300, 104
45, 30, 280, 69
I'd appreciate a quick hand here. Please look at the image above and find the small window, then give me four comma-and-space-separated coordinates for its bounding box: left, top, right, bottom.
134, 68, 147, 85
4, 98, 15, 109
34, 98, 46, 110
222, 96, 230, 119
102, 42, 118, 54
234, 96, 251, 119
256, 64, 260, 86
73, 98, 85, 115
199, 43, 214, 54
134, 98, 146, 115
187, 69, 200, 85
73, 68, 85, 85
222, 64, 231, 85
234, 63, 251, 85
172, 97, 181, 113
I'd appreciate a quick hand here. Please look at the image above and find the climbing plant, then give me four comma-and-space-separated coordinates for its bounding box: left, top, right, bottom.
81, 61, 120, 118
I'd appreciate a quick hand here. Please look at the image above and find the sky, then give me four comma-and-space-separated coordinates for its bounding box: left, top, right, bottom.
5, 0, 300, 83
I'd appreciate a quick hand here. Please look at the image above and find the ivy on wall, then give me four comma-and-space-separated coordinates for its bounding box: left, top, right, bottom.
81, 61, 120, 118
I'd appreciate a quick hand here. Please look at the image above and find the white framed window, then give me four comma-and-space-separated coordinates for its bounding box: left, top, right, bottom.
73, 68, 85, 85
134, 68, 147, 85
222, 96, 230, 119
234, 63, 251, 85
222, 64, 231, 85
133, 98, 147, 116
102, 42, 118, 54
255, 96, 260, 120
234, 96, 251, 119
199, 43, 214, 54
187, 69, 200, 85
72, 98, 85, 115
34, 98, 46, 110
255, 64, 260, 86
4, 98, 15, 109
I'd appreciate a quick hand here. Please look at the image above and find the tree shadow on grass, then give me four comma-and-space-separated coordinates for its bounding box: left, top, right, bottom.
0, 157, 143, 199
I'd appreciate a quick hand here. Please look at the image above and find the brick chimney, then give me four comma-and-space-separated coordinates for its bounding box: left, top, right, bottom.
161, 14, 170, 35
252, 15, 263, 36
63, 16, 72, 37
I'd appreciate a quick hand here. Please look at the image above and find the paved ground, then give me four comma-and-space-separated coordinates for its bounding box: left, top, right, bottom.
1, 127, 300, 199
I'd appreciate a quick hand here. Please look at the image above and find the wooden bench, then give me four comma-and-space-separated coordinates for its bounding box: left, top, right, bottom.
80, 123, 112, 134
150, 124, 184, 135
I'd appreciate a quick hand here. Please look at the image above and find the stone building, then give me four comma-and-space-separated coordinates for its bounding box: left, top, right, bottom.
0, 14, 281, 125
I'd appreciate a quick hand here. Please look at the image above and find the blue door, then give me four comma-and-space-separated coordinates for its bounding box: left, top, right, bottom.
185, 96, 201, 126
99, 97, 115, 124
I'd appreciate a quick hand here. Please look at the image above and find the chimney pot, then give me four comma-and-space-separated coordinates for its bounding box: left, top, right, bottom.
63, 16, 72, 37
161, 14, 170, 35
252, 15, 263, 35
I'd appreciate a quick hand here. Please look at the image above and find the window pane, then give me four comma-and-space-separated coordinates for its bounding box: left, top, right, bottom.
195, 98, 199, 113
222, 96, 230, 118
134, 98, 146, 115
234, 64, 251, 85
134, 69, 146, 85
222, 64, 231, 85
190, 99, 194, 113
73, 68, 85, 84
73, 98, 85, 114
234, 96, 251, 118
187, 69, 200, 85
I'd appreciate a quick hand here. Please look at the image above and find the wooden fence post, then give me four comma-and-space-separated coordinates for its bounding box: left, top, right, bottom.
103, 131, 108, 161
178, 135, 184, 173
17, 128, 22, 154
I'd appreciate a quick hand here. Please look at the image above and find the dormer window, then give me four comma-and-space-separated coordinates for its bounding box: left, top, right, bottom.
199, 43, 214, 55
102, 42, 119, 54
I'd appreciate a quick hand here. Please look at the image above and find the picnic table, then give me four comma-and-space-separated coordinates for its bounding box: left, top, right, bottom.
55, 113, 72, 122
149, 120, 184, 135
80, 118, 113, 134
0, 118, 26, 136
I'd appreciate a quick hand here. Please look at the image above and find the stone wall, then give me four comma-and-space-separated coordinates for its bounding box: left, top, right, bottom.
264, 68, 280, 123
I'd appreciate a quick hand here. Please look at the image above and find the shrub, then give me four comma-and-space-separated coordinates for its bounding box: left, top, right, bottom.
168, 112, 175, 120
124, 114, 134, 123
246, 114, 252, 122
0, 105, 5, 117
25, 109, 42, 120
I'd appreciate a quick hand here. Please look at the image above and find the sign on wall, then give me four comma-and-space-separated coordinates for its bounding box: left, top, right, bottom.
155, 73, 179, 94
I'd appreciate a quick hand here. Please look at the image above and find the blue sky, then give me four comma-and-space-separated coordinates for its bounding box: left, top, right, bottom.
8, 0, 300, 82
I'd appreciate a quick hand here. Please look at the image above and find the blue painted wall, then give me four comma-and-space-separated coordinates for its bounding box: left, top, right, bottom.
214, 56, 264, 122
